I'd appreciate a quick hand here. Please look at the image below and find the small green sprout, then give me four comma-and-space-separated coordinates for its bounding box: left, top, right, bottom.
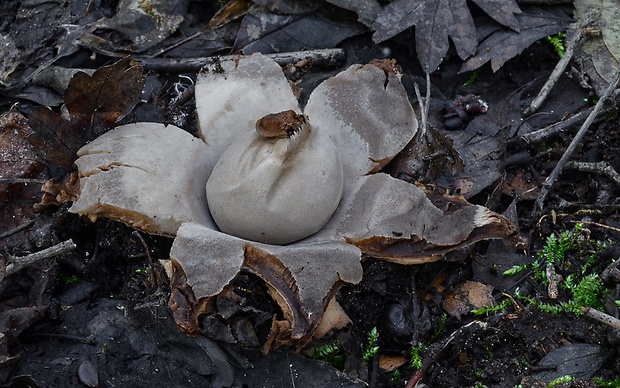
363, 327, 379, 363
570, 274, 606, 310
391, 369, 402, 383
545, 33, 566, 58
593, 375, 620, 387
463, 69, 480, 87
539, 228, 575, 265
409, 314, 448, 370
471, 298, 512, 316
503, 264, 528, 276
310, 341, 344, 369
59, 274, 80, 284
429, 313, 448, 343
135, 267, 147, 275
547, 375, 573, 387
409, 346, 423, 369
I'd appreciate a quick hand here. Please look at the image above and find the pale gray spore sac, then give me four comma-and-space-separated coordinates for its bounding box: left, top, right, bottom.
206, 111, 344, 245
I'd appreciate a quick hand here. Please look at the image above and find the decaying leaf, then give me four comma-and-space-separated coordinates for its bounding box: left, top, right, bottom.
207, 0, 253, 30
24, 107, 81, 175
0, 108, 47, 240
64, 58, 144, 132
9, 0, 75, 53
252, 0, 322, 15
325, 0, 382, 27
233, 8, 364, 54
372, 0, 521, 71
441, 90, 520, 197
25, 58, 145, 177
0, 108, 46, 188
574, 0, 620, 95
531, 343, 611, 383
443, 280, 495, 319
70, 53, 521, 349
391, 124, 464, 186
392, 86, 523, 198
92, 0, 187, 52
0, 35, 20, 85
461, 7, 571, 73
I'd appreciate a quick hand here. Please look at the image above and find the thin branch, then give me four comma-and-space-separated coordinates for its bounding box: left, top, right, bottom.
424, 70, 431, 126
5, 239, 76, 277
533, 66, 620, 218
524, 25, 583, 116
581, 307, 620, 331
546, 264, 562, 299
518, 89, 620, 147
568, 220, 620, 235
0, 219, 35, 240
520, 108, 591, 145
131, 49, 346, 73
565, 161, 620, 186
414, 84, 427, 136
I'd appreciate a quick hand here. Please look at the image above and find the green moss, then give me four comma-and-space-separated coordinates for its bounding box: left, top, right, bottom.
363, 327, 379, 363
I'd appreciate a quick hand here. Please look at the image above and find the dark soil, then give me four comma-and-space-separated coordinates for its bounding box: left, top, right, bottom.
1, 2, 620, 387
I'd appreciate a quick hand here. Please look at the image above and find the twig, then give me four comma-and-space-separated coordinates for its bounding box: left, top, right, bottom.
424, 70, 431, 127
532, 66, 620, 218
524, 25, 583, 116
413, 84, 426, 135
130, 49, 346, 73
581, 307, 620, 331
546, 264, 562, 299
413, 71, 431, 137
565, 161, 620, 186
517, 89, 620, 147
568, 220, 620, 235
0, 219, 35, 240
5, 239, 76, 277
520, 108, 591, 145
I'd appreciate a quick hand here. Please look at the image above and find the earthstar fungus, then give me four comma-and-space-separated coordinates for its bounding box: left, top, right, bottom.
69, 54, 520, 350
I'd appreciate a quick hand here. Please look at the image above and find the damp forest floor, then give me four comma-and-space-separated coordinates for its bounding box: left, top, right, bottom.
1, 2, 620, 388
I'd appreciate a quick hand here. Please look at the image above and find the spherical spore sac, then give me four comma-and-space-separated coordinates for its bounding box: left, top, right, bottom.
206, 111, 344, 245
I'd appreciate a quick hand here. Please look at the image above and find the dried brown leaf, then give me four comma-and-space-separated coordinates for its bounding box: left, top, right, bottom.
0, 108, 47, 182
234, 9, 364, 54
326, 0, 382, 26
574, 0, 620, 95
372, 0, 521, 71
25, 107, 80, 174
92, 0, 186, 52
461, 7, 570, 73
64, 57, 144, 132
24, 58, 144, 178
443, 280, 494, 319
208, 0, 253, 30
